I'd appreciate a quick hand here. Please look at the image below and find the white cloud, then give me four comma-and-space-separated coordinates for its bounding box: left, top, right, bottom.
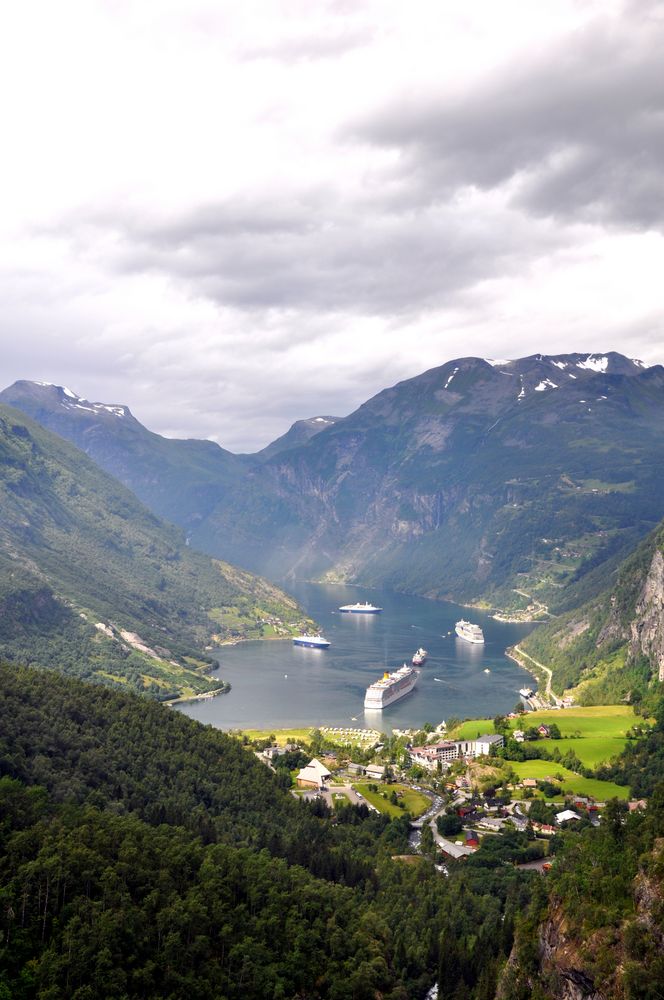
0, 0, 662, 450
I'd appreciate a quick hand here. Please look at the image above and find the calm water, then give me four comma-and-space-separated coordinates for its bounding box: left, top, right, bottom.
175, 582, 538, 733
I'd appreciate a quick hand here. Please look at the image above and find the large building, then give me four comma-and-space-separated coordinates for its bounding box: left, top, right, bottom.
409, 734, 504, 772
296, 758, 331, 790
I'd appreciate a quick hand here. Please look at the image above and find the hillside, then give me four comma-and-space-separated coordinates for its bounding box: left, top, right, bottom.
520, 517, 664, 706
498, 707, 664, 1000
0, 661, 528, 1000
5, 353, 664, 612
0, 404, 311, 698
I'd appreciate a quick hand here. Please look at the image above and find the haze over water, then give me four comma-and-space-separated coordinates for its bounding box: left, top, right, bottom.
175, 582, 538, 733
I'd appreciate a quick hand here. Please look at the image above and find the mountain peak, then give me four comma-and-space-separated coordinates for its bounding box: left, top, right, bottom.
6, 380, 131, 420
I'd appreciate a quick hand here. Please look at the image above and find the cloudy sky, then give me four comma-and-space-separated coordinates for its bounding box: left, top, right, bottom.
1, 0, 663, 450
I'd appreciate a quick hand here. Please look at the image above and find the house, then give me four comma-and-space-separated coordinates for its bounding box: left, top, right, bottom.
555, 809, 581, 825
513, 730, 525, 743
538, 725, 551, 738
628, 799, 648, 812
347, 762, 365, 776
465, 830, 479, 848
297, 758, 332, 790
365, 763, 386, 781
531, 822, 556, 835
264, 745, 286, 761
522, 778, 537, 789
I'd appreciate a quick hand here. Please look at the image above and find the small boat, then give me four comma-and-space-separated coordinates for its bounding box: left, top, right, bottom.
292, 634, 330, 649
483, 668, 490, 674
412, 647, 428, 666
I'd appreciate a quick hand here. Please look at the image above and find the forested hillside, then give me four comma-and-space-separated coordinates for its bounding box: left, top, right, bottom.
500, 704, 664, 1000
0, 662, 529, 999
0, 404, 311, 699
521, 517, 664, 706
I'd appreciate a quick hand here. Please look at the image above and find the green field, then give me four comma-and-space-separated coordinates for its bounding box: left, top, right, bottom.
233, 727, 315, 745
353, 782, 431, 818
450, 706, 636, 768
507, 759, 629, 800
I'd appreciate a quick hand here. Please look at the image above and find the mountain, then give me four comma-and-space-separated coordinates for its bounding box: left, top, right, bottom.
0, 380, 249, 535
0, 403, 311, 698
254, 414, 339, 460
520, 514, 664, 706
5, 352, 664, 612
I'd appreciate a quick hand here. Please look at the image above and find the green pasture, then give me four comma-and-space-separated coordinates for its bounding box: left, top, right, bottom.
233, 727, 315, 745
353, 782, 431, 818
450, 706, 637, 768
507, 759, 629, 800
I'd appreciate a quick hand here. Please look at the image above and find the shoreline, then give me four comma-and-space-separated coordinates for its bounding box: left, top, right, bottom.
164, 684, 230, 707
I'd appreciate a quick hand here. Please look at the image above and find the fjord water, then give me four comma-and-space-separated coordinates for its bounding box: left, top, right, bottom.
176, 582, 538, 733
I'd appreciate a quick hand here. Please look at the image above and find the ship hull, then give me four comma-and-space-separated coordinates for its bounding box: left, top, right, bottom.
364, 668, 418, 710
339, 606, 382, 614
292, 637, 330, 649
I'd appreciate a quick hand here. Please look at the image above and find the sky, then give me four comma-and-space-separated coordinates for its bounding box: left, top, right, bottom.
1, 0, 663, 451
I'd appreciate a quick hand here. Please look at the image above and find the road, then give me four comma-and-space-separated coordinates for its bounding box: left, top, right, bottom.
512, 644, 562, 706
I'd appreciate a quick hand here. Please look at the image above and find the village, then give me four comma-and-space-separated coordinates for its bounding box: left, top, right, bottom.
250, 704, 649, 870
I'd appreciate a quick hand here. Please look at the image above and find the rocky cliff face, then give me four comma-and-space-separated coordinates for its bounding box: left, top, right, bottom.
631, 549, 664, 682
500, 839, 664, 1000
521, 519, 664, 701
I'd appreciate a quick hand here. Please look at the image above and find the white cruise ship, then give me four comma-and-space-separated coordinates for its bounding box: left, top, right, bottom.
455, 619, 485, 644
364, 664, 418, 709
292, 634, 330, 649
338, 601, 383, 614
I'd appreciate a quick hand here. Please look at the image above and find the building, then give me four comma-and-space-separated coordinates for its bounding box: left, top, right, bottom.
296, 758, 331, 790
347, 762, 365, 776
538, 725, 551, 738
409, 741, 458, 772
513, 730, 525, 743
522, 778, 538, 789
365, 763, 386, 781
555, 809, 581, 825
474, 734, 504, 756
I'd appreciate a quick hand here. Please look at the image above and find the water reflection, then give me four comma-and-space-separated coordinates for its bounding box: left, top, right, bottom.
175, 582, 538, 733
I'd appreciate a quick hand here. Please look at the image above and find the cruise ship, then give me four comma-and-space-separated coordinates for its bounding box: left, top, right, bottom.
455, 620, 485, 644
338, 601, 383, 614
292, 634, 330, 649
364, 664, 418, 709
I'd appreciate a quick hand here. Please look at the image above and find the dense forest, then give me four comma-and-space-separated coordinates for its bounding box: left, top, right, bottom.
2, 661, 663, 998
0, 662, 531, 999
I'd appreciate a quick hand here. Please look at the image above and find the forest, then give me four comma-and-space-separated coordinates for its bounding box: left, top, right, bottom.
0, 662, 532, 999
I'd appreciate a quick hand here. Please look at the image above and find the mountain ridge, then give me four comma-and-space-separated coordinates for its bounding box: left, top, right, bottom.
0, 403, 311, 698
4, 351, 664, 614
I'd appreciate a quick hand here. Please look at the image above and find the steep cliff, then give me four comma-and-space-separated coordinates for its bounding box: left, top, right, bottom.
500, 835, 664, 1000
521, 520, 664, 704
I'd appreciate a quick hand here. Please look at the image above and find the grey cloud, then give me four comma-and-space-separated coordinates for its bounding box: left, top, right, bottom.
75, 196, 561, 318
351, 6, 664, 229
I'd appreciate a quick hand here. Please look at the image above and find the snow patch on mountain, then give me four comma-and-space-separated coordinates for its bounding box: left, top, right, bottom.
534, 379, 558, 392
577, 355, 608, 372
